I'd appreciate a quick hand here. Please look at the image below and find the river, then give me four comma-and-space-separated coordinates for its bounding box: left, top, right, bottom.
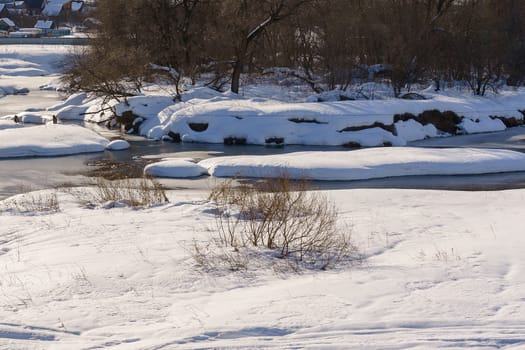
3, 82, 525, 200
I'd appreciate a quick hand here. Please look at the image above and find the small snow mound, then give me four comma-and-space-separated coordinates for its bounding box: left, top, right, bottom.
144, 159, 208, 178
0, 124, 109, 158
106, 139, 131, 151
6, 112, 51, 124
100, 200, 133, 209
458, 116, 506, 134
395, 119, 438, 142
0, 120, 23, 130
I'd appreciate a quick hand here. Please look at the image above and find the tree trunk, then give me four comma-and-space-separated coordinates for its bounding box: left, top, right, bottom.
231, 59, 243, 94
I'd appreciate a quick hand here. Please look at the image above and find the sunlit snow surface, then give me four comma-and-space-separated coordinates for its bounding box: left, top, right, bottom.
0, 188, 524, 349
43, 88, 525, 147
141, 147, 525, 180
1, 45, 525, 350
0, 124, 108, 158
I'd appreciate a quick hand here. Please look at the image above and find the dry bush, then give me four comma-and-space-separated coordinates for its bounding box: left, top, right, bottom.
93, 177, 168, 208
1, 191, 59, 214
202, 176, 357, 271
192, 239, 250, 273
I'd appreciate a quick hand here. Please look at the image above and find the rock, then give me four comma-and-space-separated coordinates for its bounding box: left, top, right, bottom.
167, 131, 181, 143
224, 137, 247, 145
265, 137, 285, 145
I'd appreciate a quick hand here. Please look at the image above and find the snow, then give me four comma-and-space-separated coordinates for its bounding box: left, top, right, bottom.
3, 112, 50, 124
0, 45, 69, 77
144, 158, 208, 178
45, 86, 525, 147
196, 147, 525, 180
0, 120, 22, 130
10, 46, 516, 148
459, 115, 507, 134
0, 187, 524, 349
0, 124, 109, 158
395, 119, 439, 141
2, 44, 525, 350
106, 139, 130, 151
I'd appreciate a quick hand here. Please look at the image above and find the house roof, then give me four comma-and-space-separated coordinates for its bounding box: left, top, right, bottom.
0, 18, 15, 27
0, 4, 5, 13
35, 19, 53, 29
42, 2, 63, 16
71, 1, 82, 11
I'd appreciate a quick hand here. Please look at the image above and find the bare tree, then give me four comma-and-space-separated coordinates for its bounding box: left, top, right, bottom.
213, 0, 310, 94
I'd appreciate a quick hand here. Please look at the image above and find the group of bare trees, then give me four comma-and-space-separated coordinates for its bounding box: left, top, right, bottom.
65, 0, 525, 99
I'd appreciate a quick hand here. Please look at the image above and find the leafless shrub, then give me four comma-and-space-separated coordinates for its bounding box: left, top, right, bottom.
192, 239, 250, 273
201, 176, 358, 271
1, 191, 59, 214
92, 177, 168, 208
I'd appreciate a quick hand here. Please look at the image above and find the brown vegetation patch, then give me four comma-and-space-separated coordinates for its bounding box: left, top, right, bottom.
288, 118, 328, 124
338, 122, 395, 133
394, 109, 463, 135
188, 122, 209, 132
224, 136, 247, 145
265, 137, 285, 145
93, 177, 168, 208
341, 141, 361, 148
393, 112, 417, 122
85, 159, 152, 180
197, 176, 358, 271
491, 116, 524, 128
115, 110, 139, 132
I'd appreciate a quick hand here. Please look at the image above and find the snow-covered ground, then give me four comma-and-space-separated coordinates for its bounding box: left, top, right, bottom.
0, 45, 72, 117
0, 187, 524, 349
0, 124, 109, 158
2, 44, 525, 350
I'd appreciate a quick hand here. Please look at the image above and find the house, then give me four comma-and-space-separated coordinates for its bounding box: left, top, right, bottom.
34, 18, 53, 32
34, 19, 70, 36
0, 17, 16, 31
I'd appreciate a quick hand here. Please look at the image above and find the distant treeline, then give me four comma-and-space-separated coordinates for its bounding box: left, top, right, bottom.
64, 0, 525, 99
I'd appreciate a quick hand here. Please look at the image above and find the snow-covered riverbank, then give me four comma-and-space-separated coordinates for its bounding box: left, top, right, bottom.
17, 86, 524, 148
